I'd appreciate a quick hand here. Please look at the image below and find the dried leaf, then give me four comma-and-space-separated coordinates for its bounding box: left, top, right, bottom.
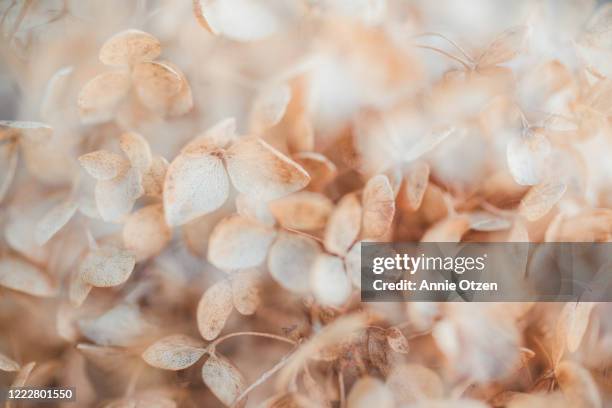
231, 269, 261, 315
142, 334, 205, 370
0, 256, 57, 297
79, 150, 129, 181
35, 199, 78, 245
202, 353, 247, 407
208, 215, 277, 270
77, 71, 131, 124
519, 181, 566, 221
99, 29, 161, 66
80, 246, 136, 287
310, 254, 351, 307
268, 231, 320, 294
197, 279, 233, 340
123, 204, 171, 261
506, 130, 551, 186
324, 193, 362, 256
362, 175, 395, 238
226, 137, 310, 201
269, 192, 333, 231
347, 376, 394, 408
0, 352, 20, 372
163, 151, 229, 226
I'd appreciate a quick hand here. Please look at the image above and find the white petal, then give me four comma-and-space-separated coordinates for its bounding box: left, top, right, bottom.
0, 352, 20, 372
208, 215, 277, 270
201, 353, 247, 408
143, 155, 169, 197
249, 83, 291, 131
120, 131, 152, 174
324, 193, 362, 256
95, 167, 144, 222
197, 279, 233, 340
226, 137, 310, 201
132, 61, 183, 115
269, 191, 333, 231
163, 152, 229, 226
78, 303, 153, 347
478, 25, 530, 68
35, 199, 78, 245
506, 130, 551, 186
347, 377, 394, 408
362, 175, 395, 238
77, 71, 131, 124
403, 161, 430, 211
79, 150, 130, 181
520, 181, 566, 221
80, 246, 136, 287
268, 232, 320, 294
310, 254, 351, 307
123, 204, 171, 261
142, 334, 205, 370
99, 29, 161, 66
0, 256, 57, 297
231, 269, 261, 316
235, 193, 276, 227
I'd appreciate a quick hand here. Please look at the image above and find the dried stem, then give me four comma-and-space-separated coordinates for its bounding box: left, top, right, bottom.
209, 331, 297, 352
413, 32, 473, 62
414, 45, 472, 70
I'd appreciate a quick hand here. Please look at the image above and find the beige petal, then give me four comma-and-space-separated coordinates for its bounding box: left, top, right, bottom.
478, 25, 530, 68
41, 66, 73, 122
193, 0, 288, 42
201, 353, 247, 408
182, 206, 232, 258
0, 352, 20, 372
143, 155, 169, 197
77, 71, 131, 124
347, 377, 394, 408
345, 241, 362, 288
268, 231, 320, 294
132, 61, 183, 115
386, 327, 409, 354
324, 193, 362, 256
558, 302, 596, 353
99, 29, 161, 66
165, 62, 194, 117
249, 83, 291, 131
183, 118, 237, 155
292, 152, 337, 192
269, 192, 333, 231
421, 216, 470, 242
226, 137, 310, 201
386, 363, 444, 404
519, 181, 566, 221
123, 204, 171, 261
11, 361, 36, 387
80, 246, 136, 287
310, 254, 351, 307
403, 161, 430, 211
163, 152, 229, 226
506, 130, 551, 186
120, 131, 152, 173
95, 167, 144, 222
78, 303, 153, 347
35, 198, 78, 245
197, 279, 233, 341
235, 193, 276, 227
404, 127, 455, 163
141, 334, 205, 370
208, 215, 277, 270
468, 211, 512, 232
555, 361, 601, 408
0, 140, 18, 203
231, 268, 261, 316
79, 150, 130, 181
362, 174, 395, 239
0, 256, 57, 297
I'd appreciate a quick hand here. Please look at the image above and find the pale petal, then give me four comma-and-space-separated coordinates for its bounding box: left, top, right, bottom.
226, 137, 310, 201
142, 334, 205, 370
468, 211, 512, 232
386, 363, 444, 404
0, 352, 20, 372
143, 155, 169, 197
292, 152, 337, 192
269, 191, 333, 231
183, 118, 237, 155
78, 303, 153, 347
80, 246, 136, 287
79, 150, 129, 181
324, 193, 362, 256
0, 120, 53, 143
95, 167, 144, 222
35, 199, 78, 245
163, 152, 229, 226
132, 61, 183, 115
362, 175, 395, 239
182, 206, 232, 258
230, 268, 261, 316
208, 215, 277, 270
478, 26, 530, 68
77, 71, 131, 124
506, 130, 551, 186
123, 204, 171, 261
268, 231, 320, 294
197, 279, 233, 340
403, 161, 430, 211
347, 377, 394, 408
99, 29, 161, 66
0, 256, 57, 297
345, 241, 362, 288
555, 361, 601, 408
41, 66, 73, 122
201, 353, 247, 408
120, 131, 152, 173
0, 140, 18, 203
519, 181, 566, 221
235, 193, 276, 227
249, 83, 291, 131
310, 254, 351, 307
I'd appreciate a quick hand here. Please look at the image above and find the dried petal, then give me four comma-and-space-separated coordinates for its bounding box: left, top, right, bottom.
201, 353, 247, 407
478, 26, 530, 68
311, 254, 351, 307
347, 377, 394, 408
519, 181, 566, 221
345, 241, 362, 288
386, 363, 444, 404
208, 215, 277, 270
268, 231, 320, 294
558, 302, 596, 353
79, 150, 129, 181
0, 256, 57, 297
142, 334, 205, 370
403, 161, 430, 210
506, 130, 551, 186
132, 61, 183, 114
35, 199, 78, 245
197, 279, 233, 340
163, 152, 229, 226
362, 175, 395, 238
386, 327, 409, 354
80, 246, 136, 287
0, 140, 18, 203
250, 84, 291, 131
95, 167, 144, 222
231, 269, 261, 315
120, 131, 152, 173
292, 152, 337, 192
143, 155, 169, 197
99, 29, 161, 66
269, 192, 333, 231
226, 137, 310, 201
235, 193, 276, 227
123, 204, 171, 261
0, 352, 20, 372
77, 71, 131, 124
78, 303, 153, 347
555, 361, 601, 408
324, 193, 362, 256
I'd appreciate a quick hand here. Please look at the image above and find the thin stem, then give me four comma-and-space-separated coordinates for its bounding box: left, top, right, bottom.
414, 45, 471, 70
229, 349, 296, 408
413, 32, 473, 62
338, 370, 346, 408
210, 331, 297, 351
7, 0, 31, 43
